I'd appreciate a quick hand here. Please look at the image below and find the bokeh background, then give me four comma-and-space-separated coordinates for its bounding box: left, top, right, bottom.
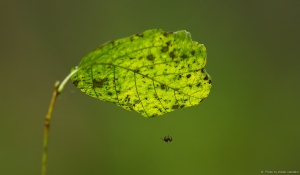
1, 0, 300, 175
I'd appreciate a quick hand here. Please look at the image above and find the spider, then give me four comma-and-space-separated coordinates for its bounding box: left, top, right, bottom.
161, 135, 172, 143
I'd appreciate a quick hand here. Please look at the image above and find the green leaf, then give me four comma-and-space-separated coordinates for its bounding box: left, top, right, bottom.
71, 29, 212, 118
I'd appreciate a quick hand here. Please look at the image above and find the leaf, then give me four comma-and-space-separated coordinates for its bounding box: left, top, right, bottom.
71, 29, 212, 118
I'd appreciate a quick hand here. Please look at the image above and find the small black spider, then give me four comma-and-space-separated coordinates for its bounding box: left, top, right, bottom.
161, 135, 172, 143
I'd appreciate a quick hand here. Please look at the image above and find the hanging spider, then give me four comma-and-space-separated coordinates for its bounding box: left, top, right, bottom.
161, 135, 172, 143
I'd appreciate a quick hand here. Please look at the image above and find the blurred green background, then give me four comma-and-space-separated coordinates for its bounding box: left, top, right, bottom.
1, 0, 299, 175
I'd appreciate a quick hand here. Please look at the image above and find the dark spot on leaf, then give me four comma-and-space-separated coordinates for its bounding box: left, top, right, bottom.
121, 95, 130, 102
135, 100, 141, 104
93, 78, 108, 88
161, 46, 168, 52
208, 80, 212, 84
161, 84, 166, 89
166, 41, 171, 46
145, 97, 148, 100
172, 105, 179, 109
109, 41, 115, 45
130, 57, 134, 60
73, 80, 79, 87
136, 33, 143, 37
116, 90, 120, 93
108, 92, 112, 96
180, 105, 185, 108
191, 50, 195, 56
169, 52, 175, 59
196, 83, 201, 87
147, 54, 154, 60
204, 75, 208, 80
163, 31, 173, 37
201, 68, 205, 73
181, 54, 187, 59
139, 56, 143, 60
134, 69, 140, 73
186, 74, 191, 78
98, 45, 105, 50
179, 75, 182, 79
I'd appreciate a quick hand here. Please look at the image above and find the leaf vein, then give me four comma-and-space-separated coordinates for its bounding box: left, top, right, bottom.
152, 80, 167, 113
113, 66, 120, 105
134, 72, 149, 117
90, 64, 100, 100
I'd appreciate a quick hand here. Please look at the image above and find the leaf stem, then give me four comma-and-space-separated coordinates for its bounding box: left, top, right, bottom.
58, 67, 80, 93
41, 67, 80, 175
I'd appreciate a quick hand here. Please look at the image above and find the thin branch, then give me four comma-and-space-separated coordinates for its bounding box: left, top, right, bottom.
41, 81, 60, 175
41, 67, 80, 175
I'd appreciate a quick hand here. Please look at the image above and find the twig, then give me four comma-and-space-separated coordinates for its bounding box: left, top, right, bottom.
41, 68, 79, 175
41, 81, 60, 175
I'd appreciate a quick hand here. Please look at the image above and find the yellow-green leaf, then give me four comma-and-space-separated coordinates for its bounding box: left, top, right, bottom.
71, 29, 212, 118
